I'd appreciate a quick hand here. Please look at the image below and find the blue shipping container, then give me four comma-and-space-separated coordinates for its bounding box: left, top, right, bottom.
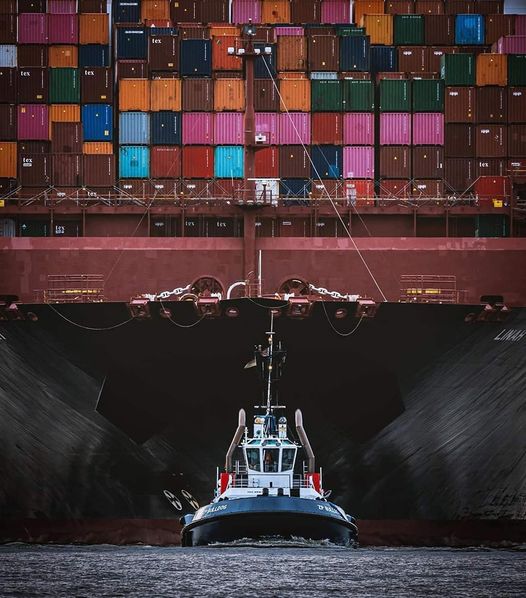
114, 1, 141, 24
214, 146, 244, 178
370, 46, 397, 74
119, 146, 150, 178
119, 112, 150, 144
311, 146, 342, 179
340, 36, 370, 72
180, 40, 212, 77
0, 45, 17, 68
254, 43, 277, 79
455, 14, 485, 45
151, 111, 181, 145
117, 27, 148, 60
280, 179, 311, 205
82, 104, 113, 141
79, 45, 110, 68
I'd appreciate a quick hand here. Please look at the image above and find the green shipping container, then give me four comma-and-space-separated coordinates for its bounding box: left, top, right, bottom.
393, 15, 424, 46
342, 79, 374, 112
379, 79, 411, 112
476, 215, 508, 238
440, 53, 475, 86
311, 79, 342, 111
507, 54, 526, 86
412, 79, 444, 112
49, 68, 80, 104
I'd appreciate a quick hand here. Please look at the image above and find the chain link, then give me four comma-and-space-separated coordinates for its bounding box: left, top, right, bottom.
309, 284, 359, 302
155, 285, 191, 300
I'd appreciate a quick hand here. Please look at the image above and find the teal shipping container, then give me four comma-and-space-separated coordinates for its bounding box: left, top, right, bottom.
119, 146, 150, 178
214, 146, 244, 178
311, 80, 342, 111
412, 79, 444, 112
342, 79, 374, 112
508, 55, 526, 86
441, 53, 475, 86
379, 79, 411, 112
49, 68, 80, 103
393, 15, 425, 46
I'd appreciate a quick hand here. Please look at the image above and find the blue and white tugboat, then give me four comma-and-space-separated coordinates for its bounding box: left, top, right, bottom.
180, 319, 358, 547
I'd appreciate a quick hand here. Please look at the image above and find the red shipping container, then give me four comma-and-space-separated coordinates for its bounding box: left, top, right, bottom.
412, 146, 444, 179
308, 35, 339, 71
0, 0, 17, 13
474, 176, 510, 206
180, 179, 213, 199
170, 0, 201, 23
508, 88, 526, 123
475, 158, 506, 177
508, 124, 526, 158
83, 155, 116, 187
18, 1, 47, 11
476, 87, 507, 123
445, 87, 476, 123
17, 67, 49, 103
476, 125, 507, 158
0, 15, 17, 44
18, 45, 48, 67
321, 0, 351, 23
149, 34, 180, 72
48, 14, 78, 44
508, 159, 526, 176
51, 122, 82, 153
444, 1, 475, 13
17, 104, 49, 140
52, 154, 82, 187
516, 16, 526, 36
385, 1, 415, 15
279, 145, 310, 177
445, 158, 475, 193
415, 1, 443, 14
151, 146, 182, 179
427, 46, 458, 74
182, 146, 214, 178
18, 153, 51, 186
18, 14, 48, 44
79, 0, 108, 12
344, 179, 375, 205
0, 68, 17, 103
117, 60, 149, 80
255, 146, 279, 177
312, 113, 342, 145
201, 0, 229, 23
485, 14, 515, 45
0, 104, 17, 140
81, 67, 113, 103
423, 15, 455, 45
379, 178, 411, 198
182, 77, 214, 111
411, 179, 445, 198
398, 47, 428, 73
380, 146, 411, 178
48, 1, 77, 13
445, 123, 475, 157
212, 179, 244, 198
291, 0, 321, 24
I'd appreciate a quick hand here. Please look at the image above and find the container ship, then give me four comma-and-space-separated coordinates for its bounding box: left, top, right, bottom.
0, 0, 525, 546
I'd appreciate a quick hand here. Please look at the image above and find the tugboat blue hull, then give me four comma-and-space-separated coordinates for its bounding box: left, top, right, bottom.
181, 497, 358, 547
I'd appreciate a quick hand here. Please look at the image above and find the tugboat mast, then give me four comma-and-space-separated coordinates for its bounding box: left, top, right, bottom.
265, 312, 275, 416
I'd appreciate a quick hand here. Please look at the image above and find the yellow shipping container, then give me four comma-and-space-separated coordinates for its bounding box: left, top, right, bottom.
119, 79, 151, 111
214, 78, 245, 111
150, 78, 182, 111
48, 45, 78, 67
262, 0, 291, 24
50, 104, 81, 122
277, 36, 307, 71
354, 1, 385, 27
361, 14, 393, 45
83, 142, 113, 155
79, 13, 110, 45
280, 78, 311, 112
0, 142, 17, 179
476, 53, 508, 87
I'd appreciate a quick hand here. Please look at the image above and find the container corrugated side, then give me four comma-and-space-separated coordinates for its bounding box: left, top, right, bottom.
83, 154, 116, 187
476, 87, 507, 123
380, 112, 411, 145
312, 112, 342, 144
379, 79, 411, 111
48, 14, 78, 45
343, 113, 374, 145
18, 14, 48, 45
150, 146, 182, 179
151, 111, 181, 145
0, 45, 17, 67
455, 14, 485, 45
441, 53, 475, 86
342, 79, 374, 111
278, 112, 311, 144
214, 78, 245, 111
476, 53, 507, 86
254, 146, 279, 177
182, 146, 214, 178
445, 86, 476, 122
232, 0, 262, 25
412, 79, 444, 112
83, 142, 113, 155
311, 79, 342, 111
508, 55, 526, 86
48, 0, 77, 13
49, 67, 80, 103
82, 104, 113, 141
354, 1, 385, 27
277, 36, 307, 71
361, 14, 393, 45
508, 87, 526, 123
311, 145, 342, 178
343, 146, 374, 179
150, 79, 182, 111
475, 124, 508, 157
261, 0, 291, 24
0, 142, 17, 178
50, 104, 81, 123
413, 113, 445, 145
48, 45, 78, 68
182, 113, 214, 144
214, 112, 244, 145
119, 146, 150, 178
79, 13, 109, 45
255, 112, 279, 144
495, 36, 526, 54
119, 78, 151, 111
214, 145, 244, 178
393, 15, 425, 45
307, 35, 339, 71
279, 78, 311, 111
17, 104, 49, 140
339, 35, 370, 71
321, 1, 351, 24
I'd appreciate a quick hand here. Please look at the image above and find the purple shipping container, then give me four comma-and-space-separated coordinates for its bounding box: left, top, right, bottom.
343, 146, 375, 179
516, 16, 526, 36
232, 1, 262, 24
48, 0, 77, 13
496, 36, 526, 54
18, 14, 48, 45
18, 104, 49, 140
321, 0, 351, 24
380, 113, 411, 145
279, 112, 311, 144
274, 27, 304, 36
343, 113, 374, 145
182, 113, 214, 145
413, 113, 445, 145
255, 112, 279, 145
214, 112, 244, 144
48, 14, 78, 44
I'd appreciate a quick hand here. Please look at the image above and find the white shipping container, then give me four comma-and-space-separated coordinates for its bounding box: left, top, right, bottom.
0, 45, 17, 68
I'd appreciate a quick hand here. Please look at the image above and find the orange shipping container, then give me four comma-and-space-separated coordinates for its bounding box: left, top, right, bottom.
476, 53, 507, 87
0, 142, 17, 179
354, 1, 385, 26
212, 36, 243, 71
210, 25, 241, 37
262, 0, 291, 24
214, 78, 245, 111
150, 78, 182, 111
50, 104, 81, 122
141, 0, 170, 21
79, 14, 110, 45
83, 142, 113, 155
119, 79, 151, 111
277, 36, 307, 71
280, 78, 311, 111
361, 14, 394, 45
49, 45, 78, 67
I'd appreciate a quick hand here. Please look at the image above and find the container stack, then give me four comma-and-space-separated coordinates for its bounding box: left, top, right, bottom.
0, 0, 525, 234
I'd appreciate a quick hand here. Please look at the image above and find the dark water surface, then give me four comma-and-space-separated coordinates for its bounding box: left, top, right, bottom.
0, 544, 524, 597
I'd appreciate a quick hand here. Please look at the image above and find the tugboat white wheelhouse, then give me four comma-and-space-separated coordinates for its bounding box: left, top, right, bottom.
180, 316, 358, 547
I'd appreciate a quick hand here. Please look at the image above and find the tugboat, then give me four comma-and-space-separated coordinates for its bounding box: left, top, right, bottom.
180, 317, 359, 547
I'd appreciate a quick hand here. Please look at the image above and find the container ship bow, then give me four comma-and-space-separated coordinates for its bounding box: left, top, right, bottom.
0, 0, 525, 546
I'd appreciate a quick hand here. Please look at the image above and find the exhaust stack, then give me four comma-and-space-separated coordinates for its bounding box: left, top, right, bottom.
295, 409, 315, 472
225, 409, 246, 472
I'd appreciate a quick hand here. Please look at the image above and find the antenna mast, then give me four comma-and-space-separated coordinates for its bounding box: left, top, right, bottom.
265, 310, 274, 415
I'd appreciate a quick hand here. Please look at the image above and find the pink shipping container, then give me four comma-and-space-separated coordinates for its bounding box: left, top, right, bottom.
321, 0, 351, 24
343, 146, 375, 179
380, 113, 411, 145
232, 1, 262, 24
48, 0, 77, 13
274, 27, 304, 36
279, 112, 311, 144
413, 113, 445, 145
255, 112, 279, 144
214, 112, 244, 144
18, 14, 48, 45
496, 36, 526, 54
516, 16, 526, 36
182, 113, 214, 145
18, 105, 49, 140
343, 113, 375, 145
48, 14, 78, 45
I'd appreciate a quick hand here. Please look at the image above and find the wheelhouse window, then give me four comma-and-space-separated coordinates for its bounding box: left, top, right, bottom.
281, 448, 296, 471
246, 448, 260, 471
263, 449, 279, 472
